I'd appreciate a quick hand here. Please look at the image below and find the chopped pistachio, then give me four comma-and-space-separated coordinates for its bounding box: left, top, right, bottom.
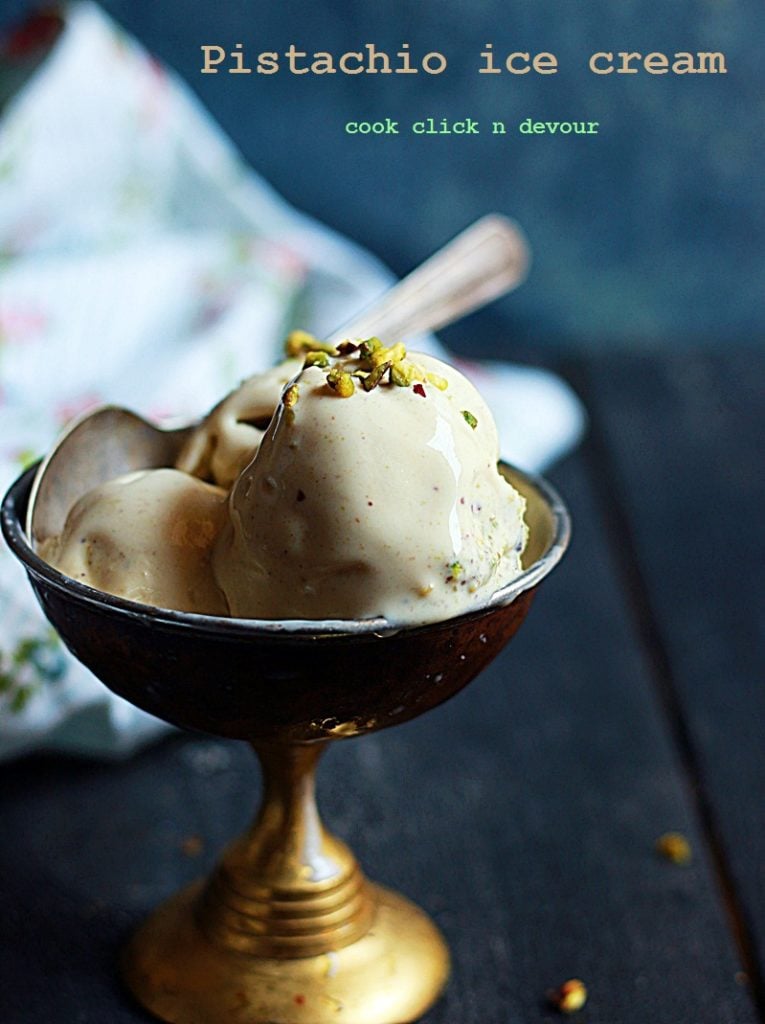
362, 361, 392, 391
371, 341, 406, 368
656, 831, 692, 865
426, 371, 449, 391
326, 366, 355, 397
548, 979, 587, 1014
282, 383, 300, 422
358, 339, 406, 370
358, 337, 382, 361
283, 384, 300, 408
462, 409, 478, 430
391, 361, 416, 387
449, 561, 463, 578
336, 340, 359, 356
285, 329, 318, 356
304, 350, 330, 368
285, 329, 337, 357
392, 358, 443, 388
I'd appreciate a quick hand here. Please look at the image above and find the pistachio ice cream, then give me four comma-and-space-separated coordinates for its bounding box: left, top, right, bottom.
38, 334, 528, 625
38, 468, 228, 614
214, 343, 527, 623
175, 358, 302, 489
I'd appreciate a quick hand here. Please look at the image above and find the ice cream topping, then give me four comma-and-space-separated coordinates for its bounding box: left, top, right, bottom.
37, 335, 529, 626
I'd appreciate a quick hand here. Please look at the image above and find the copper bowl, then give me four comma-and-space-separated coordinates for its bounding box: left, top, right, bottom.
2, 461, 569, 744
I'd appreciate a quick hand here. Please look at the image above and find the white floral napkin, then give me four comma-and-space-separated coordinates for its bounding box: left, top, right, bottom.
0, 1, 584, 760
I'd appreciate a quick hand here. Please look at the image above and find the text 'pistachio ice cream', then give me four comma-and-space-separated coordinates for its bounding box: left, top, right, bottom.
213, 344, 527, 623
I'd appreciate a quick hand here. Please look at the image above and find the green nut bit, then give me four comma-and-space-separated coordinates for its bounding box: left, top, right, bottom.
326, 366, 355, 397
304, 351, 330, 368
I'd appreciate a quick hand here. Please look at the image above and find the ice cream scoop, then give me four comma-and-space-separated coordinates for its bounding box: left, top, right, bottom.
38, 468, 228, 614
175, 358, 302, 488
213, 348, 528, 624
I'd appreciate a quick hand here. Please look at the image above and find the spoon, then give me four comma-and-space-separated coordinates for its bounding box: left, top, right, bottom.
27, 213, 529, 545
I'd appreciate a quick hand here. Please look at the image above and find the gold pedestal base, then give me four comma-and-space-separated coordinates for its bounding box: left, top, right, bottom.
123, 880, 450, 1024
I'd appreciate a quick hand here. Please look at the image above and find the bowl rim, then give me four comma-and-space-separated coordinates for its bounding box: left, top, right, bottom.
2, 460, 571, 640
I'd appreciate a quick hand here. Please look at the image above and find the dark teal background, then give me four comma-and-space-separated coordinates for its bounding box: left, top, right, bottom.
3, 0, 763, 354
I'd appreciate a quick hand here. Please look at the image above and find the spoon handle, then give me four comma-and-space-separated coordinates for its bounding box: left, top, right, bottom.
327, 214, 529, 345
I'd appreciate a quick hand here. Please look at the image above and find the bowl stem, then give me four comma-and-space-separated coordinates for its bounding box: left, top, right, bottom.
198, 742, 374, 957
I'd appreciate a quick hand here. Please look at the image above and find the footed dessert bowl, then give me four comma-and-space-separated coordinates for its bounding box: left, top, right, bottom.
2, 459, 569, 1024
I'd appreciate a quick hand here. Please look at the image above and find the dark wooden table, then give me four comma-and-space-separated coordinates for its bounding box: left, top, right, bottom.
0, 350, 762, 1023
